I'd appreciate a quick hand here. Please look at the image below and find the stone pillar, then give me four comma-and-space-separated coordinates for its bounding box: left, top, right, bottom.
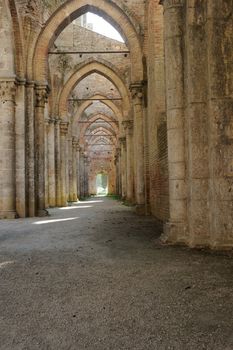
67, 135, 73, 202
162, 0, 187, 243
60, 121, 69, 206
48, 118, 56, 207
55, 118, 61, 207
114, 147, 121, 196
71, 137, 79, 202
186, 1, 210, 246
119, 137, 127, 199
76, 144, 81, 199
35, 85, 49, 216
15, 79, 26, 217
207, 1, 233, 248
123, 120, 134, 203
130, 82, 145, 213
26, 81, 36, 217
84, 155, 89, 197
79, 150, 85, 198
0, 80, 17, 219
44, 118, 49, 209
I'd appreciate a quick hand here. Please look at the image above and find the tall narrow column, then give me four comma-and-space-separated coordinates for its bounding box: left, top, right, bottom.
71, 137, 78, 202
0, 80, 17, 219
26, 81, 36, 217
15, 79, 26, 217
76, 144, 81, 199
119, 137, 127, 199
84, 155, 89, 197
162, 0, 187, 242
48, 118, 56, 207
79, 149, 85, 198
44, 118, 49, 209
55, 118, 61, 207
207, 1, 233, 248
67, 133, 73, 202
130, 82, 145, 213
35, 85, 49, 216
60, 121, 69, 206
114, 147, 121, 196
123, 120, 134, 203
185, 1, 210, 246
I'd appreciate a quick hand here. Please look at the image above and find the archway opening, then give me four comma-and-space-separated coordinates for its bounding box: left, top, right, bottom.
96, 173, 108, 196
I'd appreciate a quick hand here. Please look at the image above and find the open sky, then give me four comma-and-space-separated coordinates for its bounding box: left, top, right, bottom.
86, 13, 124, 42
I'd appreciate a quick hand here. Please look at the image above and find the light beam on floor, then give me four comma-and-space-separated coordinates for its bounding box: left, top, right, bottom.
59, 205, 93, 210
32, 217, 79, 225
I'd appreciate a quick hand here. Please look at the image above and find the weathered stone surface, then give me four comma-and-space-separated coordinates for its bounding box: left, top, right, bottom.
0, 0, 232, 249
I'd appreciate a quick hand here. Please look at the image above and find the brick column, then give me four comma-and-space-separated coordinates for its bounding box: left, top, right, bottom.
60, 121, 69, 206
123, 120, 134, 203
35, 85, 49, 216
0, 80, 17, 219
130, 82, 145, 213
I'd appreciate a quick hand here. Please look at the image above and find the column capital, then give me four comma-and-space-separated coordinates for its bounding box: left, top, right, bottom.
54, 117, 61, 125
60, 121, 69, 135
0, 80, 16, 102
84, 155, 90, 164
49, 117, 56, 124
45, 117, 56, 126
122, 120, 134, 131
119, 136, 126, 146
129, 81, 145, 100
72, 137, 80, 150
35, 85, 50, 108
160, 0, 184, 9
45, 118, 50, 127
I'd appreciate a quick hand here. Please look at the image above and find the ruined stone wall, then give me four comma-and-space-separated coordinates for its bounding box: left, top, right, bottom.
49, 23, 130, 116
88, 156, 116, 195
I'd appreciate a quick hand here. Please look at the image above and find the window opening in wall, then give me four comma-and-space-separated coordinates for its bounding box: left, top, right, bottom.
75, 12, 124, 42
96, 173, 108, 196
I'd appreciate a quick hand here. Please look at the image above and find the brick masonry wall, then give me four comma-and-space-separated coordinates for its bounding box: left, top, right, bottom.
49, 23, 130, 115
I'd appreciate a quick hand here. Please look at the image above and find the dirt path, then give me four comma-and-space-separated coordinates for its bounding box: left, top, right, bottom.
0, 197, 233, 350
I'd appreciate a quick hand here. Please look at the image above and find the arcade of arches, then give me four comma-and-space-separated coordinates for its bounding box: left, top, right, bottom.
0, 0, 233, 250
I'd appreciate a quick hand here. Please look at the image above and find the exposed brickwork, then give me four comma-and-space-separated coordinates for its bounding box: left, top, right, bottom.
0, 0, 232, 250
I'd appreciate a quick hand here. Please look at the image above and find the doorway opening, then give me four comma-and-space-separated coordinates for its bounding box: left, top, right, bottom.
96, 173, 108, 196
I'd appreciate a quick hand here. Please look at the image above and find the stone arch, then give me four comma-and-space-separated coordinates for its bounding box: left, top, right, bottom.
78, 113, 119, 140
8, 0, 25, 78
0, 0, 16, 77
73, 94, 122, 127
80, 114, 119, 137
32, 0, 143, 83
58, 61, 130, 120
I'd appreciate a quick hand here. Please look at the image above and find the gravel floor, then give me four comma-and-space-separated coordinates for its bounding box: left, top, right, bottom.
0, 197, 233, 350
